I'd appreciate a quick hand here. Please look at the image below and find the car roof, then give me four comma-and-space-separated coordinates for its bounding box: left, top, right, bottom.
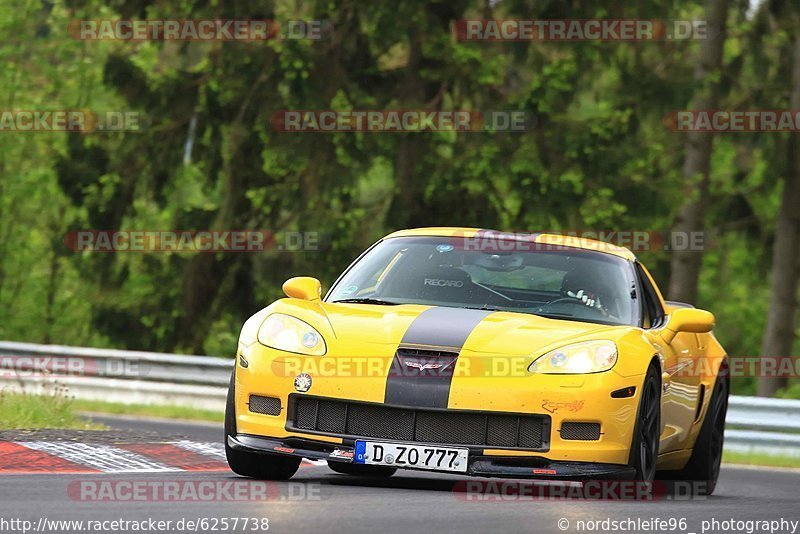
383, 227, 637, 261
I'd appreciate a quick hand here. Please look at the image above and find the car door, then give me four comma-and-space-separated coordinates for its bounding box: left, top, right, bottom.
636, 264, 702, 453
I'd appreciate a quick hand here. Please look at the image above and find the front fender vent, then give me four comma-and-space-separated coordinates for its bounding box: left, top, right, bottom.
249, 395, 282, 416
560, 422, 601, 441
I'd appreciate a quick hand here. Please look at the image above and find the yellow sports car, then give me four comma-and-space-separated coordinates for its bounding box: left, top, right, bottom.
226, 228, 729, 494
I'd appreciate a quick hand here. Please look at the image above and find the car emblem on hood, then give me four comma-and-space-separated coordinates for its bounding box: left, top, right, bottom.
294, 373, 312, 392
403, 361, 444, 371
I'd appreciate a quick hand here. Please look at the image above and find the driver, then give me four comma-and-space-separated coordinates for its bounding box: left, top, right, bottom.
560, 265, 619, 319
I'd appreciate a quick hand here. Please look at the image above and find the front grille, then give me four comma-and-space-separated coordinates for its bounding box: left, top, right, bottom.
288, 396, 549, 450
560, 422, 601, 441
393, 347, 459, 370
396, 347, 459, 359
249, 395, 282, 416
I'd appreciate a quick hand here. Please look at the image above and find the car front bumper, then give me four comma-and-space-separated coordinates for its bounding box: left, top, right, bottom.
235, 343, 646, 467
227, 433, 636, 480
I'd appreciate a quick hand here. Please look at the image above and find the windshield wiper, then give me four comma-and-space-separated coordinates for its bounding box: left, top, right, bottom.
538, 312, 575, 318
463, 305, 556, 319
462, 305, 506, 312
333, 298, 400, 305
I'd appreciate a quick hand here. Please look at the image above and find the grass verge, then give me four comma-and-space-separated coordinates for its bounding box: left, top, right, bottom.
0, 390, 105, 430
71, 398, 224, 423
723, 450, 800, 469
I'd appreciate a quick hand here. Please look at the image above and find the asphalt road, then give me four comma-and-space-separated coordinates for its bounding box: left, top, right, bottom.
1, 415, 798, 534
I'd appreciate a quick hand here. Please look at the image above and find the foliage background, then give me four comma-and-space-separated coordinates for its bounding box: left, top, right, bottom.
1, 0, 798, 396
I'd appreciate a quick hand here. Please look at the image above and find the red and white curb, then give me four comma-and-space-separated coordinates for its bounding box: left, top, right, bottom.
0, 441, 318, 474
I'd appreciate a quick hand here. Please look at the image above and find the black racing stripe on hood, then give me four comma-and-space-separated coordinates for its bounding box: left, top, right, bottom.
384, 307, 493, 409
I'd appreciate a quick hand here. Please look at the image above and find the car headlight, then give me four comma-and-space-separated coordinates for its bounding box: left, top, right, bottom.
257, 313, 327, 356
528, 340, 618, 374
239, 310, 269, 347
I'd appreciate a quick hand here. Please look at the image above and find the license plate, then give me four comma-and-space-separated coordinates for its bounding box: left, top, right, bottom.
354, 441, 468, 473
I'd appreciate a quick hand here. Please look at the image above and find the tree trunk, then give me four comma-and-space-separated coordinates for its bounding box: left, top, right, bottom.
386, 30, 427, 229
43, 249, 60, 345
757, 34, 800, 397
667, 0, 729, 304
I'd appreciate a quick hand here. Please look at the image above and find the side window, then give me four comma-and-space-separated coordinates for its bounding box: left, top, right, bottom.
640, 292, 652, 329
635, 263, 665, 329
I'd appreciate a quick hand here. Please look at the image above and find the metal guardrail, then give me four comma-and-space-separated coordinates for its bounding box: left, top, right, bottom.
0, 340, 232, 411
726, 397, 800, 457
1, 341, 799, 457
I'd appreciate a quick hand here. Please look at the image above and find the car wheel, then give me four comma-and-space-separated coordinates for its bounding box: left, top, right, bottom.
629, 364, 661, 482
224, 370, 301, 480
327, 461, 397, 477
663, 373, 728, 496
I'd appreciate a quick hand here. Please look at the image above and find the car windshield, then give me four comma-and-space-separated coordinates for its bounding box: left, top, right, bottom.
327, 236, 639, 326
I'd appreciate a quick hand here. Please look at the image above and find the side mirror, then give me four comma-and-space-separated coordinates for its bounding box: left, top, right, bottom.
282, 277, 322, 301
661, 308, 715, 343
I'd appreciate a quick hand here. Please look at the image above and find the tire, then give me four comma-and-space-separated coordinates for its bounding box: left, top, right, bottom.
224, 370, 301, 480
327, 461, 397, 477
629, 364, 661, 482
663, 373, 728, 496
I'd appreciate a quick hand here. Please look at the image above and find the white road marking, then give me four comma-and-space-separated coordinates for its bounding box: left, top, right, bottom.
19, 442, 180, 473
170, 440, 227, 461
14, 440, 319, 473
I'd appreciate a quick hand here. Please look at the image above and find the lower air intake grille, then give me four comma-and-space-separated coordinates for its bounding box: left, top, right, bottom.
289, 396, 549, 450
560, 422, 601, 441
249, 395, 282, 416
